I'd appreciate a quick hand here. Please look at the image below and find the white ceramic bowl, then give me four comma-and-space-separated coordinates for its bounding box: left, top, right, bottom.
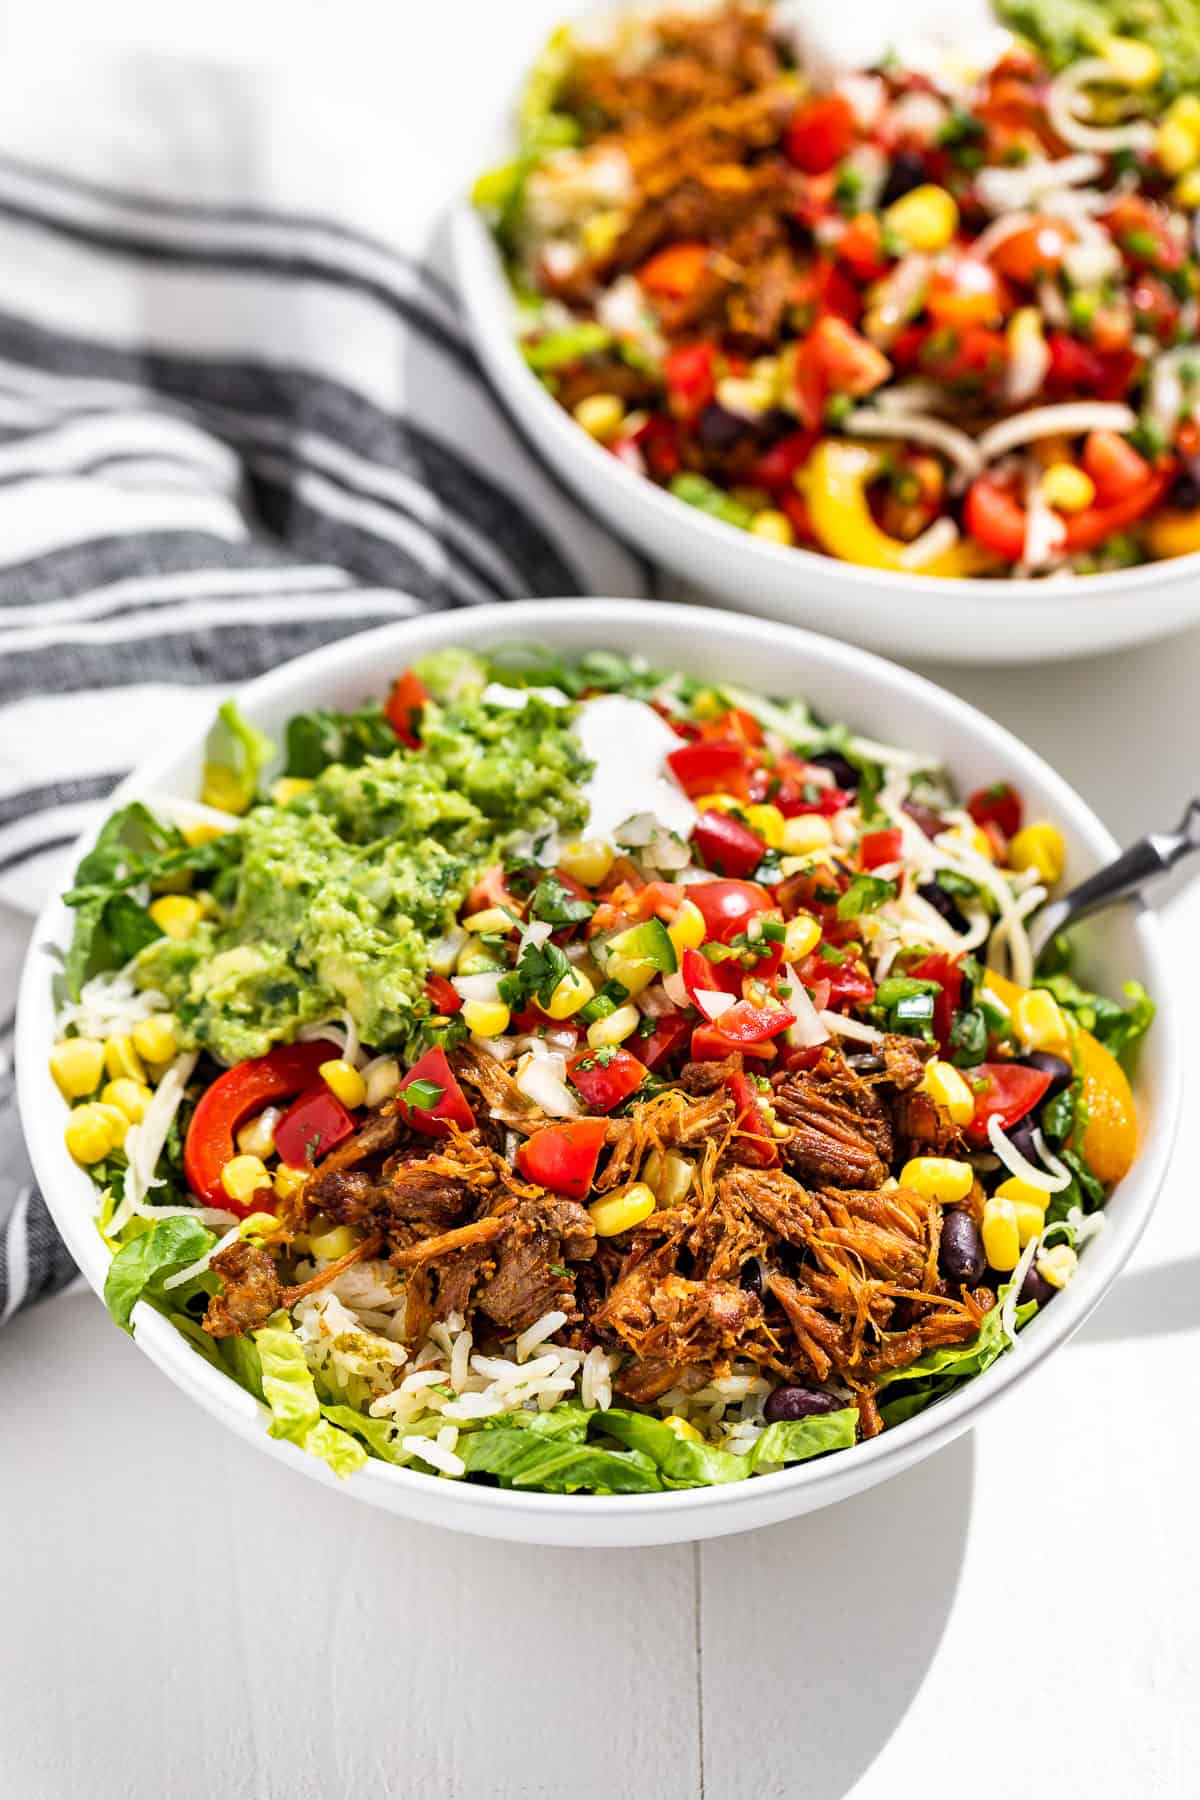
16, 600, 1180, 1545
450, 78, 1200, 663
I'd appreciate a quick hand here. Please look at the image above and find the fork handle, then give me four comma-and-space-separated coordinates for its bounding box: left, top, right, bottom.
1033, 798, 1200, 951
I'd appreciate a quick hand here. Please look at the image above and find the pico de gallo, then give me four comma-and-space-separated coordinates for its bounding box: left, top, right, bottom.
476, 0, 1200, 577
49, 647, 1153, 1493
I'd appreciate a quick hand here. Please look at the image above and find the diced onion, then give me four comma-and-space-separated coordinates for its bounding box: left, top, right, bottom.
662, 970, 690, 1009
452, 972, 505, 1005
844, 409, 983, 482
694, 988, 736, 1021
899, 517, 961, 569
973, 153, 1103, 214
976, 402, 1136, 465
783, 972, 829, 1049
987, 1116, 1071, 1192
818, 1011, 882, 1044
515, 1044, 578, 1118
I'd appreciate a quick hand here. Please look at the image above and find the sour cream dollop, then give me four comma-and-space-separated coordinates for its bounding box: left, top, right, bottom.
574, 695, 697, 843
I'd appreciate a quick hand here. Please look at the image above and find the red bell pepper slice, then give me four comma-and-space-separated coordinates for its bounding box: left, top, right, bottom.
859, 828, 903, 870
907, 951, 963, 1053
667, 738, 751, 798
701, 997, 794, 1044
384, 669, 429, 748
966, 1061, 1052, 1145
690, 1023, 777, 1062
796, 949, 876, 1011
516, 1118, 608, 1199
966, 783, 1022, 842
747, 428, 820, 495
636, 1009, 691, 1072
692, 809, 766, 879
273, 1085, 356, 1172
567, 1046, 647, 1113
423, 974, 463, 1015
396, 1044, 475, 1139
1061, 473, 1171, 551
183, 1039, 340, 1210
729, 1071, 779, 1167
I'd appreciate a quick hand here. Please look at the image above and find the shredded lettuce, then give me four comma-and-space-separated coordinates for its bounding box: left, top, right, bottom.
104, 1215, 217, 1332
1035, 974, 1155, 1060
876, 1283, 1038, 1426
251, 1313, 367, 1479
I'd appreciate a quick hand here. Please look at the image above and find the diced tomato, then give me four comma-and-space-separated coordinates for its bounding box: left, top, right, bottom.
1045, 332, 1140, 402
965, 1061, 1052, 1145
682, 944, 743, 1007
692, 809, 766, 879
636, 1009, 691, 1072
273, 1085, 356, 1172
1089, 302, 1133, 355
639, 242, 711, 299
385, 669, 429, 748
806, 316, 892, 397
966, 782, 1022, 841
747, 429, 819, 495
667, 737, 752, 798
516, 1118, 608, 1198
568, 1046, 647, 1113
1082, 430, 1153, 506
1104, 195, 1184, 273
690, 1023, 777, 1063
699, 706, 763, 748
792, 257, 861, 327
926, 257, 1010, 327
396, 1044, 475, 1139
990, 217, 1072, 284
859, 827, 903, 870
907, 951, 963, 1053
837, 213, 890, 283
729, 1070, 779, 1167
1062, 472, 1172, 551
784, 92, 856, 173
1131, 274, 1181, 343
183, 1039, 340, 1211
509, 1006, 580, 1042
919, 325, 1008, 392
699, 997, 794, 1044
797, 949, 875, 1011
663, 341, 717, 419
628, 412, 683, 478
423, 974, 463, 1015
963, 476, 1027, 560
792, 338, 827, 432
464, 864, 521, 919
687, 879, 774, 943
771, 760, 853, 819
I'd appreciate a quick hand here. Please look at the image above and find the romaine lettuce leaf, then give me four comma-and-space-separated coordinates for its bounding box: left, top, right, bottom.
1035, 974, 1154, 1060
252, 1313, 367, 1479
876, 1288, 1036, 1391
104, 1215, 216, 1332
749, 1410, 859, 1469
458, 1408, 664, 1494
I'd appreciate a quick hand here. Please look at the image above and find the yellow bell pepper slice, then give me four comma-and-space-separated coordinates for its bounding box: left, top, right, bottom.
983, 968, 1137, 1185
802, 440, 993, 577
1145, 507, 1200, 560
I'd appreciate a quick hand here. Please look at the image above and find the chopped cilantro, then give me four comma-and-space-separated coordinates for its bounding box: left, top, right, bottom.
531, 871, 595, 925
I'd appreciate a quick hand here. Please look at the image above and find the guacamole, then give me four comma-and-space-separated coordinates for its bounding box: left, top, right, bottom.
134, 657, 589, 1063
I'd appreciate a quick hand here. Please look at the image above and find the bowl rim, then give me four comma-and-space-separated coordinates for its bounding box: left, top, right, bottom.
451, 200, 1200, 612
16, 597, 1182, 1527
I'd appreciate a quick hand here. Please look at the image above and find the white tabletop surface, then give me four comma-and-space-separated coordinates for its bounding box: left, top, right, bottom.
3, 3, 1200, 1796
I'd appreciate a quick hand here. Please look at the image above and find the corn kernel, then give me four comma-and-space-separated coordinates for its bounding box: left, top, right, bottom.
462, 998, 513, 1037
541, 968, 596, 1021
899, 1156, 975, 1204
64, 1103, 118, 1165
573, 392, 626, 442
310, 1223, 362, 1262
1100, 34, 1160, 87
239, 1210, 285, 1242
783, 912, 822, 961
698, 791, 745, 813
982, 1196, 1022, 1271
463, 906, 516, 935
202, 765, 249, 814
588, 1181, 657, 1237
221, 1154, 272, 1203
884, 183, 959, 253
91, 1103, 130, 1150
1009, 821, 1065, 884
237, 1106, 281, 1160
270, 776, 313, 804
1175, 166, 1200, 207
148, 894, 203, 939
581, 207, 626, 258
319, 1058, 367, 1109
1158, 117, 1198, 175
587, 1002, 641, 1050
780, 814, 834, 855
1167, 93, 1200, 134
920, 1059, 976, 1127
103, 1035, 147, 1084
130, 1014, 177, 1065
668, 898, 707, 956
49, 1036, 105, 1101
1037, 1242, 1078, 1288
1011, 988, 1068, 1052
663, 1415, 703, 1443
1039, 462, 1095, 513
183, 821, 225, 847
101, 1078, 152, 1124
749, 508, 795, 546
558, 838, 614, 887
642, 1148, 694, 1207
360, 1057, 399, 1109
274, 1163, 308, 1200
744, 803, 785, 849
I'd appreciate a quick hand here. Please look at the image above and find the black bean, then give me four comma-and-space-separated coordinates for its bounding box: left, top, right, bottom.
698, 403, 751, 452
917, 878, 969, 934
1169, 467, 1200, 510
880, 151, 929, 207
1021, 1050, 1073, 1101
756, 406, 797, 445
1020, 1263, 1056, 1307
808, 750, 859, 790
739, 1258, 764, 1298
1005, 1114, 1041, 1166
763, 1385, 846, 1423
939, 1209, 986, 1285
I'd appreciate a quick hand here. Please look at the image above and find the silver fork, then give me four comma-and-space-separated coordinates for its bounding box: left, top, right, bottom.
1028, 799, 1200, 964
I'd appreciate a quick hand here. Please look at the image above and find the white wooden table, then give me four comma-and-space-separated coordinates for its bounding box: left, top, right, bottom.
3, 3, 1200, 1795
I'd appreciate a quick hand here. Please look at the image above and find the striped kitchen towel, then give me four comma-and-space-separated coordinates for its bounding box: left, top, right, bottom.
0, 55, 649, 1323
